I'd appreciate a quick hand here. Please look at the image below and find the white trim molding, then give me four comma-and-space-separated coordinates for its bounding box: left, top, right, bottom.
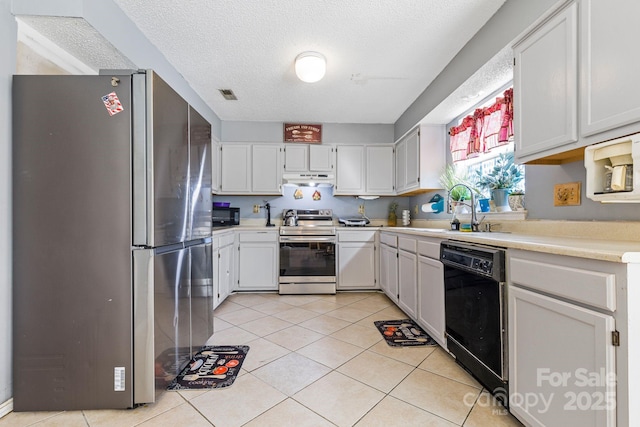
0, 398, 13, 419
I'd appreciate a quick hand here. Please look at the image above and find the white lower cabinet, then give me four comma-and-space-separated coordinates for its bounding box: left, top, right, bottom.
236, 230, 278, 290
379, 232, 398, 301
509, 286, 615, 427
508, 250, 619, 427
216, 239, 234, 306
337, 230, 377, 290
212, 231, 234, 309
397, 237, 418, 319
416, 238, 445, 347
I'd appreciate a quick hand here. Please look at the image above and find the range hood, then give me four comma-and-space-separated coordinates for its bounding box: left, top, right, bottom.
282, 172, 335, 187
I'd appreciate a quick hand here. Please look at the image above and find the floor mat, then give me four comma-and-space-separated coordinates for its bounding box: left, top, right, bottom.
167, 345, 249, 390
374, 319, 437, 347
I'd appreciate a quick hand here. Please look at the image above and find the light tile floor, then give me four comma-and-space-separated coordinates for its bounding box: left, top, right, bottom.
0, 292, 523, 427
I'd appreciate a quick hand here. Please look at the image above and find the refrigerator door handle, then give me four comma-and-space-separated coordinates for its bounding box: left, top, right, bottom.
184, 237, 212, 248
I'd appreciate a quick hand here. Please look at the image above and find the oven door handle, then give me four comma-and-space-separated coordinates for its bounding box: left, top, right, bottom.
279, 236, 336, 243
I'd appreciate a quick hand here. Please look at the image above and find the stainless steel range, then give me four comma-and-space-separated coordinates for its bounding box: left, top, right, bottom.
279, 209, 336, 294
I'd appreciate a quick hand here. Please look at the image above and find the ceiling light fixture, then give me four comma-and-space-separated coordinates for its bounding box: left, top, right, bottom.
295, 51, 326, 83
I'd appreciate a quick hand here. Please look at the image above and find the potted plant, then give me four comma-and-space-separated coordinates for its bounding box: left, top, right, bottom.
474, 153, 523, 212
439, 165, 475, 213
388, 201, 398, 226
508, 190, 525, 211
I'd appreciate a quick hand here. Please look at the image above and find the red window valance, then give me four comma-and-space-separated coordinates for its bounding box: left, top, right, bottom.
449, 88, 513, 162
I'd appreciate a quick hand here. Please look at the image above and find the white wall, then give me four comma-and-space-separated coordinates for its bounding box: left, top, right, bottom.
0, 0, 15, 409
222, 121, 394, 144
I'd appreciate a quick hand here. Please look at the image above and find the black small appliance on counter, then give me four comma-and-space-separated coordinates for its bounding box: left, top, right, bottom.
212, 206, 240, 227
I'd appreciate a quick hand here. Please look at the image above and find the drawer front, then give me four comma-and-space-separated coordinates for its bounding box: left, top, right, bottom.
417, 239, 440, 259
510, 257, 616, 312
238, 231, 277, 242
398, 237, 417, 253
380, 233, 397, 247
338, 230, 376, 242
219, 232, 235, 247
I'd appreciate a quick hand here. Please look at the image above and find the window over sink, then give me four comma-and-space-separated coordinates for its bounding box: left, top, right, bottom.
448, 85, 525, 203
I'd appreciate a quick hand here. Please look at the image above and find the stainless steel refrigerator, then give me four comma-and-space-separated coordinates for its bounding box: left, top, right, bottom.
12, 71, 213, 411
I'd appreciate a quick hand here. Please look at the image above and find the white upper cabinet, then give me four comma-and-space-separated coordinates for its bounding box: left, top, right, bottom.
220, 144, 251, 193
395, 125, 445, 195
335, 145, 365, 195
513, 1, 578, 161
580, 0, 640, 138
252, 144, 283, 194
334, 144, 394, 196
283, 144, 309, 172
219, 143, 282, 194
366, 145, 395, 195
514, 0, 640, 164
309, 144, 335, 172
284, 144, 335, 172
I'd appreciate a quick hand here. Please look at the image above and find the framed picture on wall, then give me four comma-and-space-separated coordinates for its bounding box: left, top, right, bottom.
284, 123, 322, 143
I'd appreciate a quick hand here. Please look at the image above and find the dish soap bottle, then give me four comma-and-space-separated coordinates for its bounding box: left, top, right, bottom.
450, 216, 460, 231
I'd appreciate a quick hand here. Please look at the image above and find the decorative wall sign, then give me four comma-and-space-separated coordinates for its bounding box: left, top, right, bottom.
293, 188, 304, 199
284, 123, 322, 143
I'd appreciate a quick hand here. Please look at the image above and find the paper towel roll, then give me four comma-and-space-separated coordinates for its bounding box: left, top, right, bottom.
611, 165, 626, 191
421, 204, 434, 213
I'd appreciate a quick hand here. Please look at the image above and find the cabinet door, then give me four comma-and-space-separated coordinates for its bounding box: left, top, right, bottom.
404, 130, 420, 191
337, 242, 376, 289
309, 145, 334, 172
237, 232, 278, 290
220, 144, 251, 193
211, 140, 220, 194
366, 145, 394, 195
398, 249, 417, 319
580, 0, 640, 137
284, 144, 308, 172
509, 285, 616, 427
252, 144, 282, 194
417, 255, 445, 347
217, 243, 233, 305
380, 244, 398, 301
513, 2, 578, 159
395, 139, 407, 193
335, 145, 365, 195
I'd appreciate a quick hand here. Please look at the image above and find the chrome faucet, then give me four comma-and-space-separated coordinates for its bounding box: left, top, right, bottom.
446, 184, 480, 232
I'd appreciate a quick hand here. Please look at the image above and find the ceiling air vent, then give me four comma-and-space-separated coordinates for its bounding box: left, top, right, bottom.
218, 89, 237, 100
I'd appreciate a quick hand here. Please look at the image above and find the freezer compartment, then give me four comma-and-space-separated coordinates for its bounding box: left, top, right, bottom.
133, 239, 213, 405
134, 244, 190, 404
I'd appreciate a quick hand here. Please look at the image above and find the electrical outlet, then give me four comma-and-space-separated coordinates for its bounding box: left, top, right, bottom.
253, 204, 260, 213
358, 204, 365, 214
554, 182, 581, 206
414, 205, 419, 215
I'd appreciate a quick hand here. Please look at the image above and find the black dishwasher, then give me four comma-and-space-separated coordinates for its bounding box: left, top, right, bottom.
441, 240, 508, 406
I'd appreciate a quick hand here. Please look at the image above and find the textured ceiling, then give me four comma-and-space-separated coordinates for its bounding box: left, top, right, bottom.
108, 0, 508, 124
19, 1, 511, 126
18, 16, 136, 71
422, 45, 514, 124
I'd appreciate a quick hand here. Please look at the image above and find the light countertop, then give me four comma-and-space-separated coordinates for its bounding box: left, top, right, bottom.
215, 220, 640, 264
383, 227, 640, 264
